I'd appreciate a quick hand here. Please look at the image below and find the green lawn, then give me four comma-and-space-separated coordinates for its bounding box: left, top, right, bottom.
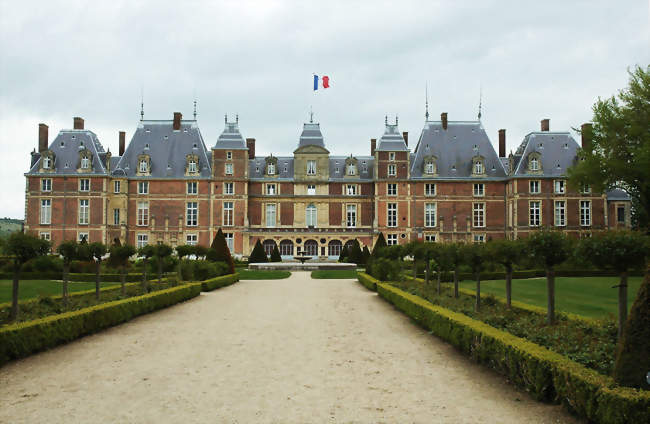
311, 269, 359, 279
458, 276, 643, 319
237, 269, 291, 280
0, 280, 119, 303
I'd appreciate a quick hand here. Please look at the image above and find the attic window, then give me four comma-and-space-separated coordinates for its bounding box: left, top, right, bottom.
453, 136, 457, 140
193, 143, 197, 148
164, 135, 168, 140
144, 144, 150, 149
556, 163, 561, 169
426, 144, 429, 149
64, 163, 69, 168
538, 143, 544, 149
473, 144, 478, 151
60, 141, 65, 147
145, 129, 151, 133
335, 167, 340, 173
451, 165, 456, 171
491, 166, 496, 171
256, 167, 259, 172
72, 135, 76, 139
183, 128, 188, 133
284, 166, 287, 172
362, 161, 366, 164
563, 143, 568, 149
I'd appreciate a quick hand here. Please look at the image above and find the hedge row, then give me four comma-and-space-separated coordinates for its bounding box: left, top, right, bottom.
412, 269, 641, 282
199, 273, 239, 292
357, 273, 649, 424
0, 271, 176, 282
0, 283, 201, 366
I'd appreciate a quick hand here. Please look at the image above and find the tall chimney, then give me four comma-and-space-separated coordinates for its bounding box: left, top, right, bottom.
540, 118, 550, 132
441, 112, 448, 130
38, 123, 48, 152
498, 129, 506, 158
402, 132, 408, 146
370, 138, 376, 156
581, 123, 593, 150
73, 117, 84, 130
119, 131, 126, 156
246, 138, 256, 159
173, 112, 182, 130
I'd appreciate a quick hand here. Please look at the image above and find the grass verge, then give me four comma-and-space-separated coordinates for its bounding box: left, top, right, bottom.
311, 269, 359, 279
238, 269, 291, 280
0, 280, 120, 303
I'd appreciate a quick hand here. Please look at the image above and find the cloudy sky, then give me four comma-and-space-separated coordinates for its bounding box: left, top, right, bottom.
0, 0, 648, 219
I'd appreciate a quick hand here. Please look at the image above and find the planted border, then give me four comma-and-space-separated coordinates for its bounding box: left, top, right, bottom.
0, 272, 177, 282
199, 273, 239, 291
357, 273, 650, 424
0, 283, 201, 366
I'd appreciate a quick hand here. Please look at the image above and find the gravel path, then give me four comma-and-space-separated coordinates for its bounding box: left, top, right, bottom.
0, 272, 580, 423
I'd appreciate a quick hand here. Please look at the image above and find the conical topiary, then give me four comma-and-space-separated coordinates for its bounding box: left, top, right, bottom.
270, 244, 282, 262
613, 266, 650, 389
338, 245, 349, 262
209, 228, 235, 274
249, 240, 268, 263
362, 246, 370, 265
348, 240, 364, 265
372, 233, 387, 257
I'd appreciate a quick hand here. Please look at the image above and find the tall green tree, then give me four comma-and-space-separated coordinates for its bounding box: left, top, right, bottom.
526, 229, 572, 325
568, 65, 650, 229
78, 242, 107, 300
338, 244, 349, 263
6, 232, 49, 321
488, 238, 525, 308
154, 243, 174, 284
109, 244, 136, 296
175, 244, 195, 282
372, 233, 387, 257
361, 246, 370, 265
209, 229, 235, 273
465, 242, 489, 311
138, 244, 156, 292
577, 230, 648, 337
57, 240, 79, 307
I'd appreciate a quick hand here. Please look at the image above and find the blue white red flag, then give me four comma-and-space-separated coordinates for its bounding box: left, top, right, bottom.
313, 74, 330, 91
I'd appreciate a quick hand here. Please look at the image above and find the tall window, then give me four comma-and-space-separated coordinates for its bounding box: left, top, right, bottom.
306, 204, 317, 227
581, 183, 591, 194
223, 201, 233, 226
114, 180, 121, 193
387, 234, 397, 245
138, 181, 149, 194
137, 201, 149, 226
389, 152, 395, 161
425, 183, 436, 196
425, 203, 436, 227
529, 201, 540, 227
554, 180, 565, 194
226, 151, 232, 160
425, 161, 435, 174
617, 206, 626, 224
187, 181, 198, 194
388, 164, 396, 176
346, 204, 357, 227
473, 183, 484, 197
530, 157, 539, 171
473, 234, 486, 243
580, 200, 591, 226
186, 234, 198, 246
387, 203, 397, 227
41, 179, 51, 192
188, 159, 197, 173
529, 180, 540, 194
225, 163, 233, 175
42, 157, 51, 169
139, 160, 148, 173
266, 203, 276, 227
473, 203, 485, 227
81, 157, 90, 169
307, 184, 316, 195
347, 163, 356, 175
267, 163, 276, 175
307, 160, 316, 175
40, 199, 51, 224
113, 208, 120, 225
474, 161, 484, 174
554, 200, 566, 226
266, 184, 276, 195
79, 179, 90, 192
137, 234, 148, 248
346, 184, 357, 195
387, 183, 397, 196
225, 233, 234, 252
78, 233, 89, 243
78, 199, 89, 224
224, 182, 234, 195
186, 202, 198, 226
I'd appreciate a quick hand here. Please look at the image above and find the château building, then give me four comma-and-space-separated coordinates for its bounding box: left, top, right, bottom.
24, 111, 631, 258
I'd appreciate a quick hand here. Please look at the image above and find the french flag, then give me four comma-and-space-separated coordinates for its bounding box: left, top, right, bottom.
313, 74, 330, 91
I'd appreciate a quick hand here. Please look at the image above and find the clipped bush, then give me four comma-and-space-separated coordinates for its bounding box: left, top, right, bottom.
24, 255, 63, 273
338, 245, 349, 262
347, 240, 364, 265
270, 244, 282, 262
368, 257, 400, 281
200, 273, 239, 292
248, 240, 268, 263
193, 260, 228, 281
209, 228, 236, 274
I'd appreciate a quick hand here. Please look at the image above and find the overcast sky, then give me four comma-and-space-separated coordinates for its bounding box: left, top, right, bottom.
1, 0, 648, 219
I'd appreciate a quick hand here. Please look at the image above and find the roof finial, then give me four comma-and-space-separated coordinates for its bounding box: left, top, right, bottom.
236, 114, 239, 124
385, 115, 388, 125
309, 106, 314, 123
425, 83, 430, 121
193, 99, 197, 120
140, 86, 144, 121
224, 114, 227, 124
395, 115, 399, 126
478, 84, 483, 121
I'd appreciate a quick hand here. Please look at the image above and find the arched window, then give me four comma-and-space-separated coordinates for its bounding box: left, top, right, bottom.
263, 239, 277, 257
306, 204, 317, 227
304, 239, 318, 256
279, 239, 293, 256
328, 240, 342, 257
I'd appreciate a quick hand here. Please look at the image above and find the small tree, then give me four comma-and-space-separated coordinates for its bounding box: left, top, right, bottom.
6, 232, 49, 321
577, 230, 648, 337
526, 229, 572, 325
138, 245, 156, 292
154, 243, 174, 284
432, 244, 452, 296
109, 244, 136, 296
248, 240, 267, 263
270, 244, 282, 262
57, 240, 79, 307
487, 238, 524, 308
446, 243, 464, 298
175, 244, 195, 282
465, 242, 488, 311
338, 245, 349, 262
86, 242, 107, 300
210, 229, 235, 273
407, 241, 425, 280
372, 233, 387, 257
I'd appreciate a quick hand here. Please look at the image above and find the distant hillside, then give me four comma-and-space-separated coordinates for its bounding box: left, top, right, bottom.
0, 218, 23, 237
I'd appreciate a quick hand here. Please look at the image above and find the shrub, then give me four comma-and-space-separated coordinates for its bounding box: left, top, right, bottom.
270, 244, 282, 262
248, 240, 268, 263
192, 260, 228, 281
200, 273, 239, 291
209, 228, 236, 274
338, 245, 349, 262
368, 258, 400, 281
347, 240, 364, 265
28, 255, 63, 273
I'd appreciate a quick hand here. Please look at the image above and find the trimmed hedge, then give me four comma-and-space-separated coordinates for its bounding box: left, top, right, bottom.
412, 269, 643, 281
0, 283, 201, 366
0, 271, 177, 282
358, 272, 378, 291
358, 273, 650, 424
199, 273, 239, 292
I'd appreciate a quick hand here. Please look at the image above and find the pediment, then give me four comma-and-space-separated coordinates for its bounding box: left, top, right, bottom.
293, 145, 330, 155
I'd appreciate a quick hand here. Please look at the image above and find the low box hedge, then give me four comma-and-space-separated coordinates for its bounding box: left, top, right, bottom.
358, 273, 649, 424
199, 273, 239, 292
0, 271, 177, 282
0, 283, 201, 366
358, 272, 378, 291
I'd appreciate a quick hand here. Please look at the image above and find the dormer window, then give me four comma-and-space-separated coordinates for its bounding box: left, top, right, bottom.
345, 156, 358, 177
471, 156, 485, 176
139, 160, 148, 173
265, 156, 278, 176
526, 152, 543, 174
43, 156, 52, 169
423, 155, 437, 175
136, 154, 151, 176
188, 159, 197, 173
267, 163, 275, 175
185, 153, 199, 175
474, 161, 483, 174
530, 157, 539, 171
81, 157, 89, 169
347, 163, 356, 176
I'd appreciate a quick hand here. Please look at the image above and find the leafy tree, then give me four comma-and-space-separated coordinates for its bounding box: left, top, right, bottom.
138, 245, 156, 292
209, 229, 236, 273
613, 266, 650, 388
431, 244, 452, 296
78, 242, 108, 300
6, 232, 49, 321
568, 65, 650, 229
194, 245, 208, 260
446, 243, 464, 298
526, 229, 572, 325
372, 233, 387, 257
487, 238, 525, 308
154, 243, 174, 284
270, 244, 282, 262
109, 244, 136, 296
175, 244, 195, 282
57, 240, 79, 307
465, 242, 489, 311
248, 240, 267, 263
406, 241, 425, 279
577, 230, 649, 337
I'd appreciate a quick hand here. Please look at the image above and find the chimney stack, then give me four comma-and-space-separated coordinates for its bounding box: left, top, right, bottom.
73, 117, 84, 130
119, 131, 126, 156
581, 123, 593, 150
38, 123, 48, 152
441, 112, 448, 130
246, 138, 256, 159
541, 118, 550, 132
498, 129, 506, 158
173, 112, 182, 130
371, 138, 376, 156
402, 132, 408, 146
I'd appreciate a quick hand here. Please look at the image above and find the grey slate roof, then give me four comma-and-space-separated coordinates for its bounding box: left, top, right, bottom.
410, 120, 507, 179
376, 123, 408, 151
298, 123, 325, 148
329, 156, 374, 181
512, 132, 579, 177
249, 157, 294, 180
214, 120, 248, 150
606, 188, 631, 201
112, 120, 211, 178
26, 129, 108, 175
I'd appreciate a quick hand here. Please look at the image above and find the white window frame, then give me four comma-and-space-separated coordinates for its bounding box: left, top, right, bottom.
137, 201, 149, 226
225, 163, 233, 175
113, 208, 120, 226
425, 203, 436, 227
387, 234, 398, 245
529, 201, 541, 227
187, 181, 198, 195
223, 201, 233, 226
114, 180, 121, 194
389, 152, 396, 161
307, 184, 316, 195
425, 162, 434, 174
425, 183, 436, 196
186, 234, 198, 246
81, 156, 90, 170
40, 199, 51, 224
79, 178, 90, 192
186, 201, 198, 226
266, 183, 276, 195
267, 163, 276, 175
473, 234, 486, 244
474, 161, 484, 174
306, 204, 317, 227
346, 204, 357, 228
224, 233, 234, 252
266, 203, 276, 227
137, 233, 148, 248
41, 178, 52, 192
387, 164, 396, 177
530, 157, 539, 171
529, 180, 540, 194
224, 182, 234, 195
346, 184, 357, 196
138, 181, 149, 194
473, 183, 484, 197
226, 151, 232, 160
39, 232, 51, 241
387, 183, 397, 196
79, 199, 89, 225
581, 183, 591, 194
472, 202, 485, 228
554, 200, 566, 227
42, 156, 51, 169
347, 163, 356, 176
387, 203, 397, 227
580, 200, 591, 227
307, 160, 317, 175
424, 234, 436, 242
188, 159, 197, 173
139, 160, 148, 173
554, 180, 566, 194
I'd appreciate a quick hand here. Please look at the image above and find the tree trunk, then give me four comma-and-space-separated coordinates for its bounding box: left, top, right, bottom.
142, 258, 148, 293
95, 260, 101, 301
121, 265, 126, 296
177, 257, 183, 284
158, 258, 163, 285
618, 271, 628, 339
437, 272, 441, 296
453, 269, 459, 298
505, 265, 513, 309
425, 259, 430, 286
10, 266, 20, 321
475, 272, 481, 311
546, 267, 555, 325
62, 263, 70, 307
